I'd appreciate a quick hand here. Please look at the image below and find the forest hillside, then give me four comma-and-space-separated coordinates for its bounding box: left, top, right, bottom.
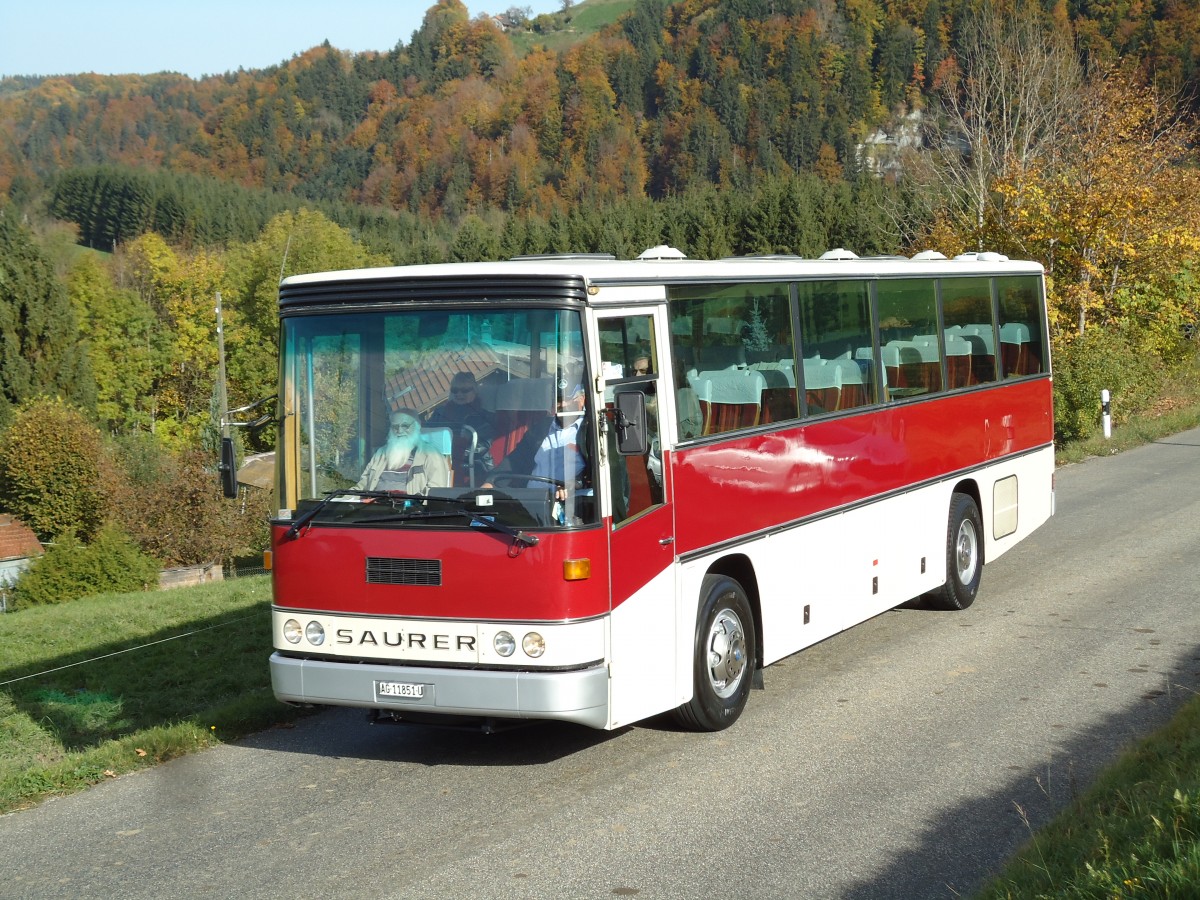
1, 0, 1196, 231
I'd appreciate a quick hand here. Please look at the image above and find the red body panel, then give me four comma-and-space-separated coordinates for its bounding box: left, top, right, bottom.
271, 523, 611, 621
671, 379, 1053, 555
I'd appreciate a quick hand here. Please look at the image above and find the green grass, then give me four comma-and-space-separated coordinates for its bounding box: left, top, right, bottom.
0, 576, 307, 813
507, 0, 637, 56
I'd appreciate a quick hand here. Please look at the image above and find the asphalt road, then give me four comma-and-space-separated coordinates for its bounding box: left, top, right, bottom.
3, 428, 1199, 900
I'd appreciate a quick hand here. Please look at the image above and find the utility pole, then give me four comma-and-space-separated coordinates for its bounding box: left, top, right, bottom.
216, 291, 229, 440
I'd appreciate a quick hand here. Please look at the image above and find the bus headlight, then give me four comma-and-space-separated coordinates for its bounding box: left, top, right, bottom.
283, 619, 303, 644
305, 621, 326, 646
522, 632, 546, 658
494, 631, 516, 657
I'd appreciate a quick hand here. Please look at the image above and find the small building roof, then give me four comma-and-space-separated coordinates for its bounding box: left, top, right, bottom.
0, 515, 43, 563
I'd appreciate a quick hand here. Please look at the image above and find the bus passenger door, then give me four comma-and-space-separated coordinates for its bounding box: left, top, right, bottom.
596, 310, 678, 727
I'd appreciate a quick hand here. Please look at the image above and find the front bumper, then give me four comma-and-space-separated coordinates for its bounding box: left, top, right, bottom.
270, 653, 611, 729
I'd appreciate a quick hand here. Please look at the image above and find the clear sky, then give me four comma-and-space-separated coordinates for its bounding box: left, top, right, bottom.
0, 1, 565, 80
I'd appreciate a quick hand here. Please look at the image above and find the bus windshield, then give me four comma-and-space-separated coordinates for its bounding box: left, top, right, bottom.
279, 306, 596, 530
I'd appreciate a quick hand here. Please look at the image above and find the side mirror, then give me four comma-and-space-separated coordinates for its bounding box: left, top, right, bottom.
613, 391, 648, 456
219, 437, 239, 498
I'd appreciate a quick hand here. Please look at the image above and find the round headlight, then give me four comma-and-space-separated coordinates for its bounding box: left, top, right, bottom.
283, 619, 303, 644
522, 632, 546, 658
305, 620, 326, 646
494, 631, 516, 657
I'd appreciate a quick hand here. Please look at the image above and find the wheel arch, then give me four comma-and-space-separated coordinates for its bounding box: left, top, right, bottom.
705, 553, 763, 669
950, 477, 985, 563
951, 477, 981, 513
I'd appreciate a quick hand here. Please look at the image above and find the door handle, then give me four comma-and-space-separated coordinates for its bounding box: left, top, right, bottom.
659, 536, 675, 546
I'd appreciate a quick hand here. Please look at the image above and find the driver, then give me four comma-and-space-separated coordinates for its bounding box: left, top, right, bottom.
353, 408, 450, 494
483, 377, 589, 495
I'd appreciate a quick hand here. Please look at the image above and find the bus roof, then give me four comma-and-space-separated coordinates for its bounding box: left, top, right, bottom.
279, 247, 1044, 301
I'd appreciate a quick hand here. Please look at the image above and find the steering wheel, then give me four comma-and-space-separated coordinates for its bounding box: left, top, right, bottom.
486, 473, 563, 489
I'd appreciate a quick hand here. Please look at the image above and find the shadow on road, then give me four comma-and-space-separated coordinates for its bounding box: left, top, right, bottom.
838, 639, 1200, 899
236, 705, 631, 766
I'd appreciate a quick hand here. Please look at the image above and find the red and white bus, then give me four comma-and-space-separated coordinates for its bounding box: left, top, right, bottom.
263, 246, 1054, 731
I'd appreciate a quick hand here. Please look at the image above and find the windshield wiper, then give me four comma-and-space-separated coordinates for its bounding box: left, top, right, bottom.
284, 491, 538, 551
283, 489, 417, 539
369, 503, 539, 550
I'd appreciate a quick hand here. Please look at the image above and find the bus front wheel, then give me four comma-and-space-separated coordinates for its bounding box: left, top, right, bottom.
930, 492, 983, 611
674, 575, 755, 731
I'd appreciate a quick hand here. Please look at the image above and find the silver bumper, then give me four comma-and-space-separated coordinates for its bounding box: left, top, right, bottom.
270, 653, 611, 729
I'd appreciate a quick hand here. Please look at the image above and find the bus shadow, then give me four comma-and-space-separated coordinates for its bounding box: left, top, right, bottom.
837, 640, 1200, 899
236, 706, 630, 767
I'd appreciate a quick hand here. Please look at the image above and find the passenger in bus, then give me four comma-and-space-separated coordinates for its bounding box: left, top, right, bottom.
483, 379, 590, 497
353, 408, 450, 494
424, 371, 495, 486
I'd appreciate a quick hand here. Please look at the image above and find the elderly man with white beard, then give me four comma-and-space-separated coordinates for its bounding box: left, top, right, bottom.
353, 408, 450, 494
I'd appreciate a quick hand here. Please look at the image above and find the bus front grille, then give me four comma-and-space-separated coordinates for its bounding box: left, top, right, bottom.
365, 557, 442, 586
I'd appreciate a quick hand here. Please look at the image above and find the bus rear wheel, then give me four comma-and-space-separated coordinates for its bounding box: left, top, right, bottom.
674, 575, 755, 731
929, 492, 983, 611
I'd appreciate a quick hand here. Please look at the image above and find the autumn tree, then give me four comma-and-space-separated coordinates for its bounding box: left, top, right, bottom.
105, 438, 271, 567
68, 254, 166, 434
916, 0, 1081, 250
988, 68, 1200, 343
120, 233, 227, 448
0, 398, 106, 542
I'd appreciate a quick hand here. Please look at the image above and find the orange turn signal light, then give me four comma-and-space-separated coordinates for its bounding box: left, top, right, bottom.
263, 550, 273, 571
562, 558, 591, 581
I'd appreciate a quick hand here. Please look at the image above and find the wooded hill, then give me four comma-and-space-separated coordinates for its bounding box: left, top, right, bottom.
1, 0, 1196, 247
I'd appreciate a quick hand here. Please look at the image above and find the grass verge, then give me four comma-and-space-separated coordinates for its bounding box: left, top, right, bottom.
0, 575, 307, 814
975, 694, 1200, 897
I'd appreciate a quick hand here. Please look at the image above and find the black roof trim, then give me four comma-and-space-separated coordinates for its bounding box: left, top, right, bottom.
278, 274, 589, 309
509, 252, 616, 262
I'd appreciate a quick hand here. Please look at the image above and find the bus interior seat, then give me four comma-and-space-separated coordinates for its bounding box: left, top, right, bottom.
910, 337, 944, 392
959, 325, 996, 381
691, 369, 766, 434
1000, 322, 1033, 376
944, 334, 974, 388
833, 360, 867, 410
492, 377, 555, 460
802, 358, 839, 413
420, 425, 456, 487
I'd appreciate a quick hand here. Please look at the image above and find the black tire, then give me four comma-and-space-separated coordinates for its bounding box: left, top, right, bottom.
929, 492, 984, 611
674, 574, 756, 731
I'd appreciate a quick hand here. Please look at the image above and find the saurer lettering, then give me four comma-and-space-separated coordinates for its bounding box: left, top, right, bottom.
335, 628, 476, 651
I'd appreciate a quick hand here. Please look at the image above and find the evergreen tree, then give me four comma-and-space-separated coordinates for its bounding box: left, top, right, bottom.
0, 214, 95, 420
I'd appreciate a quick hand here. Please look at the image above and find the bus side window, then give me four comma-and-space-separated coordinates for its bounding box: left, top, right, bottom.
668, 283, 796, 435
941, 276, 997, 386
796, 279, 875, 414
997, 275, 1046, 377
877, 279, 941, 400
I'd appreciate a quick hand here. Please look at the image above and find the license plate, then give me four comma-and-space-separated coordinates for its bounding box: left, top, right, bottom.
377, 681, 424, 699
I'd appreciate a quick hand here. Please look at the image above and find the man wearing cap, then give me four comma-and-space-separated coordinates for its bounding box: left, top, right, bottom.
354, 408, 450, 493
